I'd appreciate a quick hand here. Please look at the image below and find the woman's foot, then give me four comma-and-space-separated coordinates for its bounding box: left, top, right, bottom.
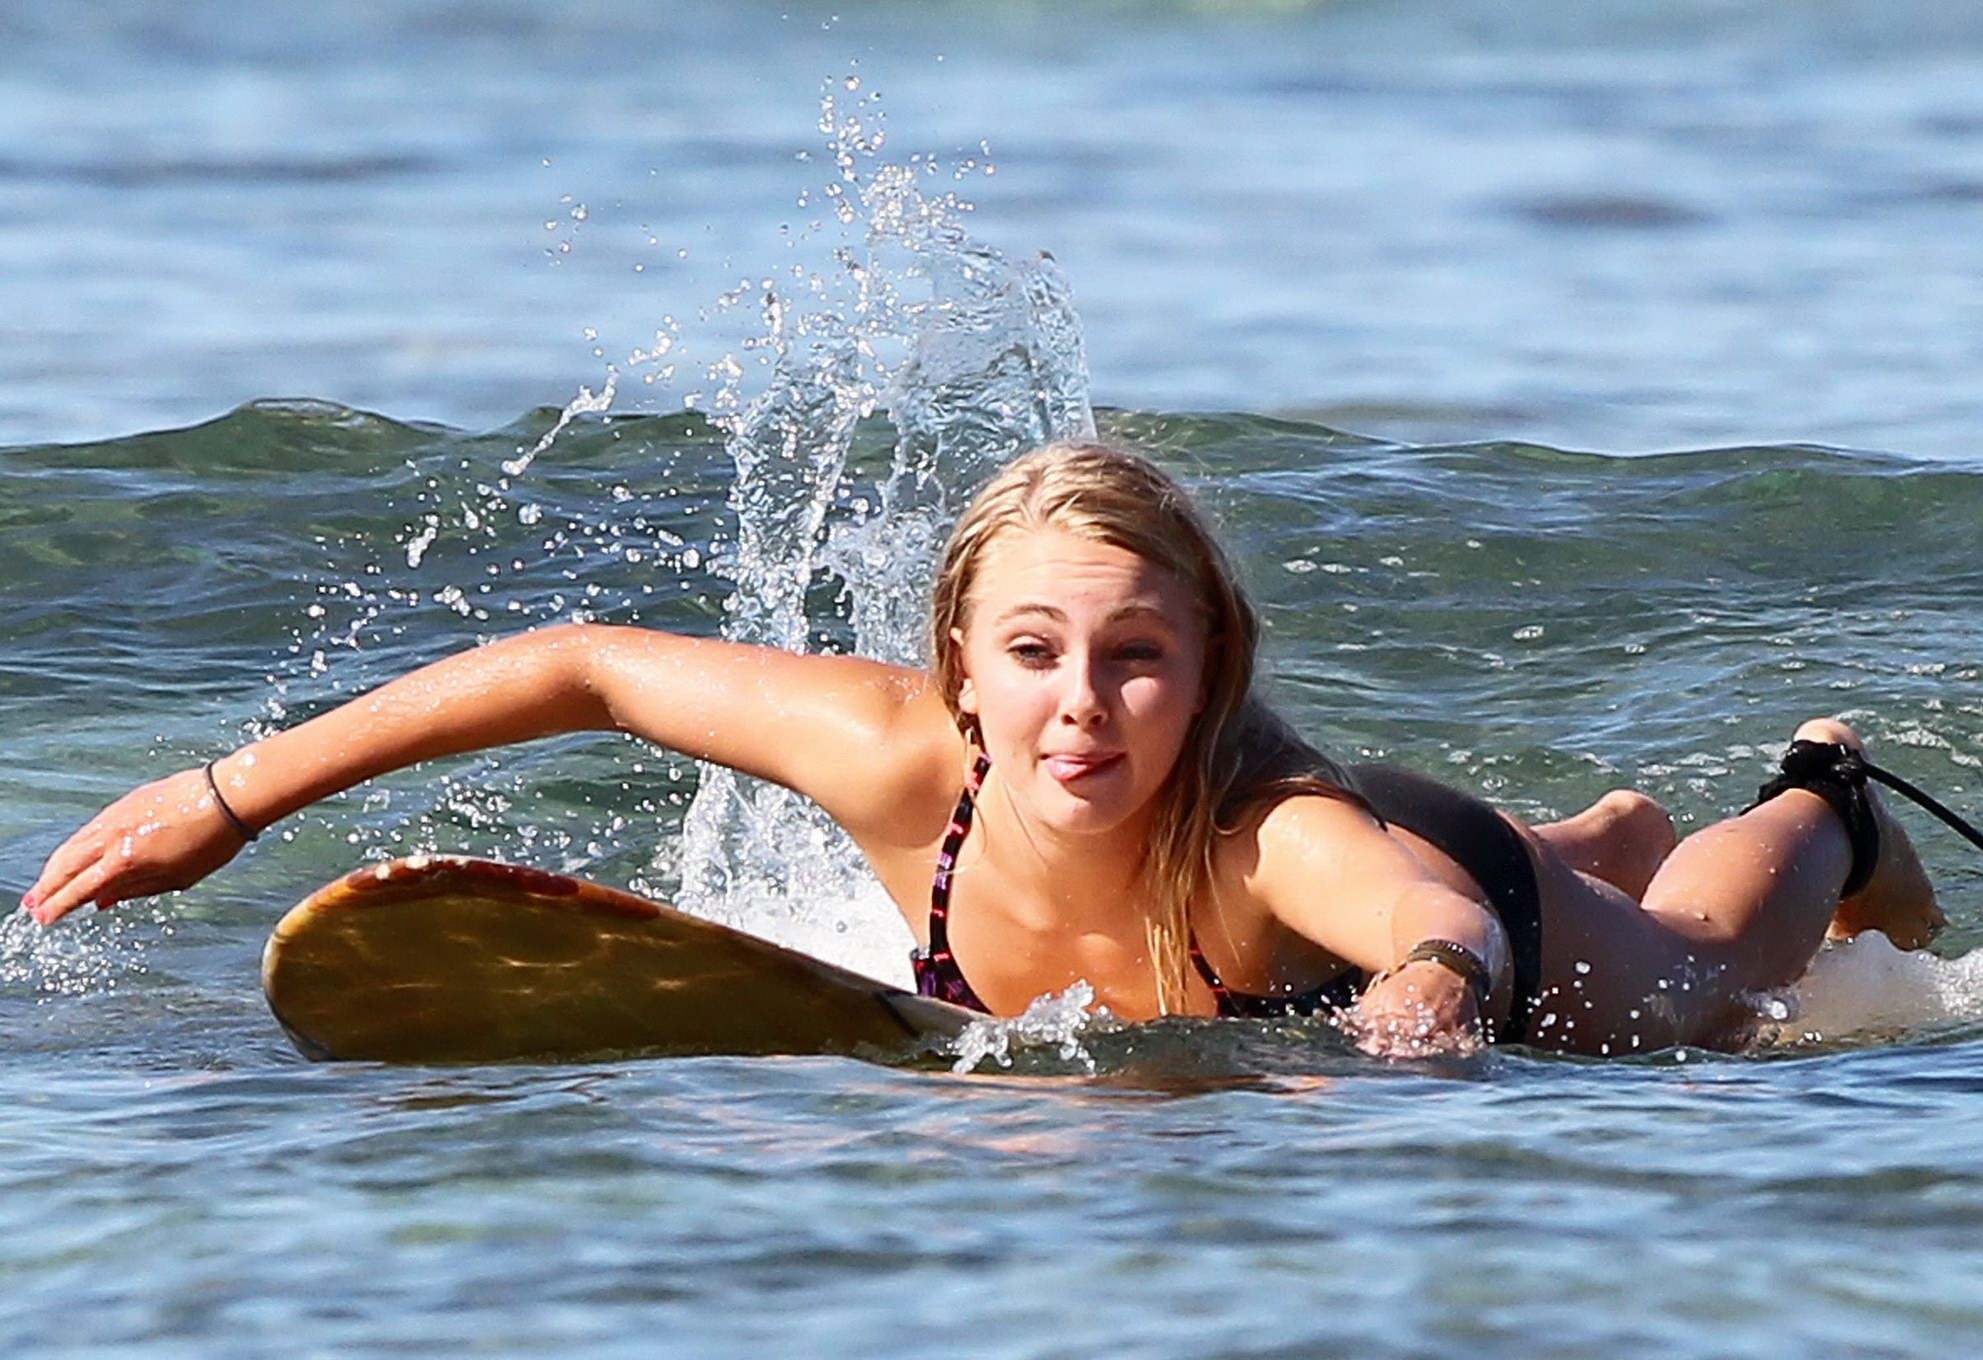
1792, 718, 1946, 951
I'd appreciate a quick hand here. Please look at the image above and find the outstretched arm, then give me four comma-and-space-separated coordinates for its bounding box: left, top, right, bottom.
24, 624, 950, 924
1246, 794, 1513, 1056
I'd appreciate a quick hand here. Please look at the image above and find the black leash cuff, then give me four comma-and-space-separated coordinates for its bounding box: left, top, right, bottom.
1751, 740, 1882, 897
1751, 737, 1983, 899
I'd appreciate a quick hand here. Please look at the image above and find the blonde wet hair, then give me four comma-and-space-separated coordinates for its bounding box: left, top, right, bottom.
930, 441, 1360, 1013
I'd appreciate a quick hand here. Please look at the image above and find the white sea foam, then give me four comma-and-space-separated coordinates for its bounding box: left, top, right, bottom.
1754, 931, 1983, 1044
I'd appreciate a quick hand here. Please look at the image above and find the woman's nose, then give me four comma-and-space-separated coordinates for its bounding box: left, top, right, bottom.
1058, 655, 1108, 725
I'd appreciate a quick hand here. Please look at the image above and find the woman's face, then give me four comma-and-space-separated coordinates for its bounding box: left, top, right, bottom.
954, 527, 1209, 838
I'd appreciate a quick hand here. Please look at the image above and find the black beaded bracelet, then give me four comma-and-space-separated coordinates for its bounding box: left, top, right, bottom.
1399, 939, 1493, 1010
204, 760, 260, 843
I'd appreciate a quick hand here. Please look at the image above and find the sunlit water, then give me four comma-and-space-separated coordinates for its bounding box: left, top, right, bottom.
10, 2, 1983, 1356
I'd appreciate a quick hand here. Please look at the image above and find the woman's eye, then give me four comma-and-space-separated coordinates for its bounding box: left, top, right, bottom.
1117, 642, 1164, 663
1009, 642, 1055, 667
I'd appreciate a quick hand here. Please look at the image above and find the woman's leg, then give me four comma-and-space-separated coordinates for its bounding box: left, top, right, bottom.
1522, 718, 1941, 1056
1531, 789, 1676, 901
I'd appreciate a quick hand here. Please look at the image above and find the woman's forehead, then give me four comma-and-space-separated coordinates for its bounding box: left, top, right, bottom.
970, 527, 1199, 617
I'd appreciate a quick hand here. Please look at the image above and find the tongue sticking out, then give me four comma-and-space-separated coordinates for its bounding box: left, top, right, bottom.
1045, 754, 1120, 783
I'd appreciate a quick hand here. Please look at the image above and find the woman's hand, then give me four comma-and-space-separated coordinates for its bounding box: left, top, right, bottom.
21, 768, 252, 925
1343, 959, 1486, 1059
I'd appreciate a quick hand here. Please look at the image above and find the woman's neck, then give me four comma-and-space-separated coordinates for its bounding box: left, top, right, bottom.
973, 771, 1158, 937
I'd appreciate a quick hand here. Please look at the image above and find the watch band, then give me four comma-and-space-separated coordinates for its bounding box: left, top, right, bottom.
1399, 939, 1493, 1011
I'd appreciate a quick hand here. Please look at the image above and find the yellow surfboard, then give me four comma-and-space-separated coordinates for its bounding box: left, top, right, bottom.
262, 855, 975, 1064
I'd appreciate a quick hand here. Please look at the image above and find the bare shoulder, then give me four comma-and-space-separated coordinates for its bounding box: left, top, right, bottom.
1214, 789, 1402, 908
1228, 790, 1389, 883
770, 662, 973, 915
1203, 790, 1396, 959
732, 650, 966, 843
816, 665, 973, 843
1214, 788, 1459, 968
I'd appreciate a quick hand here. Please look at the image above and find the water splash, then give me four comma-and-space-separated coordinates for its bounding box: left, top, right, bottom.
0, 908, 155, 997
1753, 932, 1983, 1044
501, 369, 620, 480
946, 981, 1103, 1075
672, 78, 1093, 980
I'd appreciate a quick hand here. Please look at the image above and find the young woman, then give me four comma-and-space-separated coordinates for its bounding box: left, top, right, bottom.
21, 443, 1944, 1057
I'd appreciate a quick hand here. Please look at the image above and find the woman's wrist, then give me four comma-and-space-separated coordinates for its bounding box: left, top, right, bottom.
203, 760, 259, 842
206, 748, 278, 840
1393, 939, 1494, 1012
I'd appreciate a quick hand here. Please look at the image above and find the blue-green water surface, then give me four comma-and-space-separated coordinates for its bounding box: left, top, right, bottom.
6, 405, 1983, 1357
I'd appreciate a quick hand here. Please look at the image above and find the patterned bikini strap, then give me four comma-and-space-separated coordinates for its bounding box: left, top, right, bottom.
926, 752, 992, 960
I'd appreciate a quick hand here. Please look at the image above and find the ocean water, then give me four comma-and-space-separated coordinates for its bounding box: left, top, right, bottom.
7, 1, 1983, 1355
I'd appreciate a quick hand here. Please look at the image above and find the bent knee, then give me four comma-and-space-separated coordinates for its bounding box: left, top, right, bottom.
1597, 789, 1677, 855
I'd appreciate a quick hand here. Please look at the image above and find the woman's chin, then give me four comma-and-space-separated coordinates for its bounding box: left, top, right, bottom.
1030, 776, 1148, 837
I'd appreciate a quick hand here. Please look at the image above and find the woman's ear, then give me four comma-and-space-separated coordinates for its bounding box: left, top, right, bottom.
950, 627, 980, 717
